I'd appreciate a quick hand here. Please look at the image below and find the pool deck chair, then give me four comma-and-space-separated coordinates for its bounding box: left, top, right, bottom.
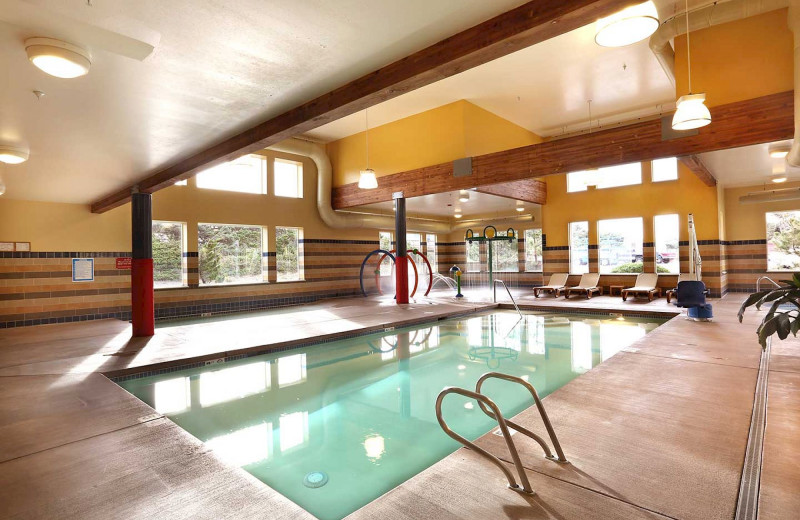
533, 273, 569, 298
666, 273, 708, 303
621, 273, 661, 301
564, 273, 602, 299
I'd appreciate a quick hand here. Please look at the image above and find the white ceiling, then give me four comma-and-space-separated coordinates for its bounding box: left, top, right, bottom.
699, 140, 799, 187
304, 20, 676, 142
356, 190, 537, 220
0, 0, 531, 203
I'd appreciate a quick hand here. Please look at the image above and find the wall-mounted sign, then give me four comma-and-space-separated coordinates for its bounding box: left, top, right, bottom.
0, 242, 32, 252
72, 258, 94, 282
0, 242, 13, 252
115, 257, 132, 269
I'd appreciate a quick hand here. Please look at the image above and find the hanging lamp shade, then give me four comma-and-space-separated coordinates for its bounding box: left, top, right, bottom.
672, 93, 711, 131
594, 1, 659, 47
358, 168, 378, 189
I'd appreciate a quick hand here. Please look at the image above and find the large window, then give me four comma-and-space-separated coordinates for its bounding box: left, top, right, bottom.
274, 158, 303, 198
598, 217, 644, 274
652, 157, 678, 182
567, 163, 642, 192
524, 229, 543, 272
379, 232, 393, 276
198, 223, 264, 285
196, 155, 267, 194
492, 230, 519, 272
654, 214, 680, 274
767, 211, 800, 271
426, 234, 437, 274
152, 220, 185, 288
569, 222, 589, 274
276, 227, 303, 281
466, 241, 481, 272
406, 233, 422, 252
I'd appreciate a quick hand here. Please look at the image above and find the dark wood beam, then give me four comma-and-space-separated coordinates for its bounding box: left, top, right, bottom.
91, 0, 636, 214
678, 155, 717, 187
333, 91, 793, 209
475, 179, 547, 204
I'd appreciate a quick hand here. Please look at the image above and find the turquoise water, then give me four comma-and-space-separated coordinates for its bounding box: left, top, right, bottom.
120, 311, 664, 520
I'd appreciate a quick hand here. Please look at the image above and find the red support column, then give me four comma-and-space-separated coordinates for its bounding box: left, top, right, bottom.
131, 192, 155, 336
394, 195, 409, 304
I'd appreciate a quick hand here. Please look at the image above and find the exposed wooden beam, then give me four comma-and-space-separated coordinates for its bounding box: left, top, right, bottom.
333, 91, 793, 209
91, 0, 637, 213
678, 155, 717, 187
474, 179, 547, 204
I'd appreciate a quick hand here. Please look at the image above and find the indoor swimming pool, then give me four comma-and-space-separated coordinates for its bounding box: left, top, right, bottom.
119, 310, 666, 520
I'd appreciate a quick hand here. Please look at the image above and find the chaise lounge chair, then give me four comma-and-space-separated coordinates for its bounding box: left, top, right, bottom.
666, 273, 708, 303
533, 273, 569, 298
621, 273, 661, 302
564, 273, 602, 299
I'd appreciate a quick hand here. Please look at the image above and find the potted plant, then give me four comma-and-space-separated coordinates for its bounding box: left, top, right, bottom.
738, 273, 800, 348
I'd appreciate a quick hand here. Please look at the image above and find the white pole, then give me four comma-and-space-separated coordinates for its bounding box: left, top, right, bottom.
688, 214, 702, 280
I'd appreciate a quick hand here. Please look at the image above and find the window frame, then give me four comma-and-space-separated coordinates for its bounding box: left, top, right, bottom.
152, 220, 187, 289
196, 154, 267, 195
651, 157, 679, 183
492, 229, 519, 273
597, 217, 644, 274
567, 163, 642, 193
766, 210, 800, 272
275, 226, 304, 282
569, 221, 589, 275
524, 228, 543, 272
653, 214, 680, 274
273, 158, 304, 199
197, 222, 267, 286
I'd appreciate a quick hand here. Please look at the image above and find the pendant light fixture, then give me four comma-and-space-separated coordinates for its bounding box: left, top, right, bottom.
672, 0, 711, 131
595, 1, 659, 47
358, 109, 378, 189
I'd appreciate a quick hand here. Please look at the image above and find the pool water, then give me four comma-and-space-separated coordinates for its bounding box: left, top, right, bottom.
119, 311, 665, 520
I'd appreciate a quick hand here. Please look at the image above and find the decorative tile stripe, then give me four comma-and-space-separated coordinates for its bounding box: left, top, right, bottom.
299, 239, 379, 245
181, 252, 199, 258
543, 246, 570, 251
0, 251, 131, 259
261, 252, 277, 257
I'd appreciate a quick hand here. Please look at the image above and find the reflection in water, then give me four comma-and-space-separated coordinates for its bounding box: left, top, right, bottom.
600, 322, 645, 361
153, 377, 190, 414
280, 411, 309, 452
278, 354, 307, 387
200, 362, 270, 407
206, 422, 272, 466
364, 435, 385, 461
570, 321, 593, 373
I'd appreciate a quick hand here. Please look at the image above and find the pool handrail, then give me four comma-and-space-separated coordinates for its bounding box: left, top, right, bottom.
475, 372, 568, 464
493, 279, 522, 318
756, 276, 781, 293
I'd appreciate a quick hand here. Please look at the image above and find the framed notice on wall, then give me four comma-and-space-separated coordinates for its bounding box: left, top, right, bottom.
72, 258, 94, 282
0, 242, 31, 252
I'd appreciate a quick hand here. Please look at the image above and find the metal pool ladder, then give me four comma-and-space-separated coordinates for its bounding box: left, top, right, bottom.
493, 279, 522, 318
756, 275, 781, 292
435, 372, 568, 495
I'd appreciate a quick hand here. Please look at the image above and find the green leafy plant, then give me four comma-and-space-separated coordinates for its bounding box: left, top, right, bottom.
738, 272, 800, 349
610, 263, 671, 274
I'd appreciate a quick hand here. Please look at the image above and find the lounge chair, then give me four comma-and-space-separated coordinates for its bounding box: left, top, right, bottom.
533, 273, 569, 298
666, 273, 708, 303
564, 273, 602, 299
621, 273, 661, 301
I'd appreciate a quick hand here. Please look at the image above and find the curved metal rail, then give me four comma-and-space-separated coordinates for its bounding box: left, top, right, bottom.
435, 387, 534, 494
475, 372, 567, 463
756, 276, 781, 293
493, 279, 522, 318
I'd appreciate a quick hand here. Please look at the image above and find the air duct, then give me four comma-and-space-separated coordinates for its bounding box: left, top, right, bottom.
786, 1, 800, 166
267, 138, 535, 234
739, 186, 800, 203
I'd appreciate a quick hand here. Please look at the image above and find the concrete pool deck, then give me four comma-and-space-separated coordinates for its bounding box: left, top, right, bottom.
0, 292, 796, 519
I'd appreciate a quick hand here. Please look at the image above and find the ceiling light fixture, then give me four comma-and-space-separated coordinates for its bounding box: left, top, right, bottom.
454, 209, 462, 219
0, 177, 5, 196
771, 175, 788, 184
358, 108, 378, 189
25, 38, 91, 79
458, 190, 470, 202
0, 145, 29, 164
595, 1, 659, 47
769, 142, 791, 159
516, 206, 524, 212
672, 1, 711, 131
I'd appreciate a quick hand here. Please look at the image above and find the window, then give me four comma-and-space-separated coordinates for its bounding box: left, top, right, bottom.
152, 221, 185, 288
406, 233, 422, 252
569, 222, 589, 274
767, 211, 800, 271
524, 229, 543, 272
652, 157, 678, 182
492, 230, 518, 272
196, 154, 266, 194
654, 214, 680, 274
567, 163, 642, 192
466, 241, 481, 272
379, 232, 393, 276
426, 234, 437, 274
598, 217, 644, 274
174, 179, 187, 186
276, 227, 303, 281
198, 223, 264, 285
274, 158, 303, 198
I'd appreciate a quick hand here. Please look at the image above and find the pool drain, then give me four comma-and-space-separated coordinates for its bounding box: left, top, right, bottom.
303, 471, 329, 488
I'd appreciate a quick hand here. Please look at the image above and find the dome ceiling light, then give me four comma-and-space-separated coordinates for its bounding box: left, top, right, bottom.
0, 145, 29, 164
769, 142, 791, 159
25, 37, 91, 79
672, 0, 711, 131
458, 190, 470, 202
595, 1, 659, 47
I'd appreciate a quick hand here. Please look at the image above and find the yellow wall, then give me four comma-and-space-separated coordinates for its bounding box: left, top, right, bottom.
541, 162, 719, 245
724, 181, 800, 240
674, 9, 793, 106
326, 100, 542, 186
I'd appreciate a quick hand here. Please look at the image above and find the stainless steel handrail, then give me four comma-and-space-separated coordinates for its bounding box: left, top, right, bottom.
756, 276, 781, 292
435, 387, 534, 494
475, 373, 568, 464
493, 279, 522, 318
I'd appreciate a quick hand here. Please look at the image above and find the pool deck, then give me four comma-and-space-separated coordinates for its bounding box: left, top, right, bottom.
0, 292, 797, 519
